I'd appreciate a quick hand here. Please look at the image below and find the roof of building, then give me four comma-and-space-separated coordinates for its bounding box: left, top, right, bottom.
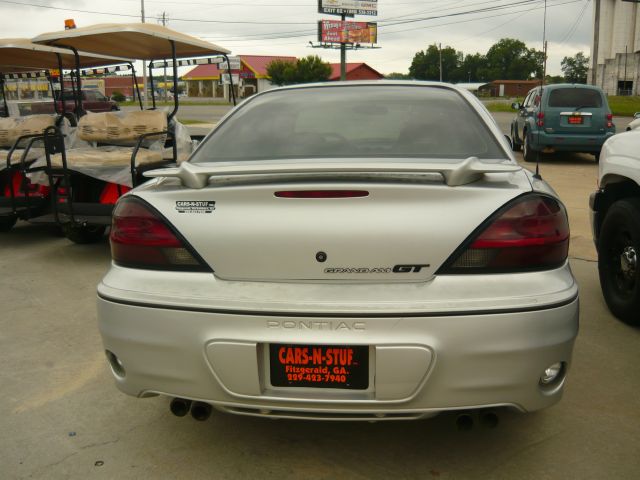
242, 55, 296, 77
182, 54, 296, 80
455, 82, 489, 92
328, 62, 384, 80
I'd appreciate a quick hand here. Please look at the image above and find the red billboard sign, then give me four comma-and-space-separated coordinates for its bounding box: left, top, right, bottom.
318, 20, 378, 44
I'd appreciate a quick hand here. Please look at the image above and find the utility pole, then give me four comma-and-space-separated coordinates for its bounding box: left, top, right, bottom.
439, 43, 442, 82
591, 0, 600, 86
340, 14, 346, 81
623, 44, 628, 95
141, 0, 148, 108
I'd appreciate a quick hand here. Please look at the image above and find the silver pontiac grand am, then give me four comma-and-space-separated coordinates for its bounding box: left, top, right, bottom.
97, 82, 579, 422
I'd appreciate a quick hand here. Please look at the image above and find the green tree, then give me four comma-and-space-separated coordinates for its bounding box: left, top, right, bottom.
561, 52, 589, 83
110, 91, 126, 102
266, 55, 331, 86
385, 72, 411, 80
545, 74, 565, 85
457, 53, 488, 83
266, 59, 297, 86
479, 38, 543, 80
409, 44, 461, 82
294, 55, 332, 84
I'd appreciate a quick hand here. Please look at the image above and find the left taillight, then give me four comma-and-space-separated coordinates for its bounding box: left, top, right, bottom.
439, 194, 569, 274
110, 196, 209, 271
606, 113, 614, 128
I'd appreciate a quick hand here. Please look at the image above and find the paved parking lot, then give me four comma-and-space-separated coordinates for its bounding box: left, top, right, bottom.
1, 113, 639, 479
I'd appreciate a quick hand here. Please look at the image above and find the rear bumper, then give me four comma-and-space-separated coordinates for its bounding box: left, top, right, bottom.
97, 291, 579, 419
530, 131, 614, 153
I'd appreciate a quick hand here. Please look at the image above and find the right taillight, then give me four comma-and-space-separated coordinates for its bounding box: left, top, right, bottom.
110, 196, 209, 271
440, 194, 569, 273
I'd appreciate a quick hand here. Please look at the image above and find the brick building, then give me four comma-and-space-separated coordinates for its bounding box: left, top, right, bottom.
328, 63, 384, 81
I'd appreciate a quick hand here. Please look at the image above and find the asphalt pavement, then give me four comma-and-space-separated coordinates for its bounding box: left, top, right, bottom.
1, 111, 639, 479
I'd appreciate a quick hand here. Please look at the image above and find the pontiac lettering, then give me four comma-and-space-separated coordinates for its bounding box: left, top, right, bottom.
267, 320, 366, 330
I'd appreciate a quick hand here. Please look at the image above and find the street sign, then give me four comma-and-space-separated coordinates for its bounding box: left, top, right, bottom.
220, 73, 239, 85
218, 56, 241, 71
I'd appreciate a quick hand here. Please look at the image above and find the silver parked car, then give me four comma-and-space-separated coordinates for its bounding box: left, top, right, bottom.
98, 82, 579, 422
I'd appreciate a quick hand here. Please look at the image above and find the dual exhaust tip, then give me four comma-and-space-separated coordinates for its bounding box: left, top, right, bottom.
170, 398, 212, 421
170, 397, 499, 428
456, 410, 499, 431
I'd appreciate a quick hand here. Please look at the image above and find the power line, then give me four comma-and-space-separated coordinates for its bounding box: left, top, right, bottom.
0, 0, 588, 50
202, 0, 581, 44
558, 0, 589, 45
0, 0, 310, 24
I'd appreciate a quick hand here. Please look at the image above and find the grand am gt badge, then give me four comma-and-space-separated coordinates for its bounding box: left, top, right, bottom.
175, 201, 216, 214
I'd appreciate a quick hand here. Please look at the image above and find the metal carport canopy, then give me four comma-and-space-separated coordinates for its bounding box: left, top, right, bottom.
31, 23, 230, 60
0, 38, 130, 71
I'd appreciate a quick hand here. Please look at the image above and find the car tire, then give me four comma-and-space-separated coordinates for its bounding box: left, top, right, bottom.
594, 151, 600, 163
511, 125, 521, 152
522, 131, 537, 163
0, 215, 17, 232
62, 223, 107, 244
598, 199, 640, 325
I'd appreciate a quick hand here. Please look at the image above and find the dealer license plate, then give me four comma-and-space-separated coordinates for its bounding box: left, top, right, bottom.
568, 115, 583, 124
269, 344, 369, 389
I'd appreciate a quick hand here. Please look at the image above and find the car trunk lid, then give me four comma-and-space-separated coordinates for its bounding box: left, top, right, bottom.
137, 161, 530, 282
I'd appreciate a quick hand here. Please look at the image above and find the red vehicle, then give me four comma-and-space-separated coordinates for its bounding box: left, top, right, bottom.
55, 89, 119, 113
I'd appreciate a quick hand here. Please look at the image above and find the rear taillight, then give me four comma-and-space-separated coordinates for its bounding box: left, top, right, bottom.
440, 194, 569, 273
606, 113, 613, 128
110, 196, 209, 271
536, 112, 544, 127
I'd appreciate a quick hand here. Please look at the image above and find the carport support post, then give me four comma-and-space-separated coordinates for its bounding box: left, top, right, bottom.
340, 14, 346, 81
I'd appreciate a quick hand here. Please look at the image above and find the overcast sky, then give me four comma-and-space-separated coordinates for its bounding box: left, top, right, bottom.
0, 0, 593, 76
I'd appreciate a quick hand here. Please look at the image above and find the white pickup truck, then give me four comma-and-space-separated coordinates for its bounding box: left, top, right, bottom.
590, 125, 640, 325
625, 112, 640, 131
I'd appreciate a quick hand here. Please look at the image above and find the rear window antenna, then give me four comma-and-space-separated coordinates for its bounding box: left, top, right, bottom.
534, 0, 548, 180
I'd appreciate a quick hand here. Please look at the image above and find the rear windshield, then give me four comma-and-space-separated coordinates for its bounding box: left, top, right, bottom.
548, 88, 603, 108
191, 85, 507, 163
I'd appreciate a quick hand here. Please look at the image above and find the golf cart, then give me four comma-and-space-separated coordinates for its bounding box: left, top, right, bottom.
29, 23, 231, 243
0, 39, 131, 233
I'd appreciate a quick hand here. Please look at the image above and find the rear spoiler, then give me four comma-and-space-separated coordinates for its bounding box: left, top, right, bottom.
144, 156, 521, 189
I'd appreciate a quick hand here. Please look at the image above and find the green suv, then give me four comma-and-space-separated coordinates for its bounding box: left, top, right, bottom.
510, 84, 615, 162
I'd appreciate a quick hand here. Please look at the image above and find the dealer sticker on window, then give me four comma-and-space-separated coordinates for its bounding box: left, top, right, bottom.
175, 201, 216, 214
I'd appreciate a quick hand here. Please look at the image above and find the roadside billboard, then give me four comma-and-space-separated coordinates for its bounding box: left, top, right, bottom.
318, 0, 377, 16
318, 20, 378, 44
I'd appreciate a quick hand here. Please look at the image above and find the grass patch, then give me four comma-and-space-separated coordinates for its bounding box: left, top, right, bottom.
606, 96, 640, 117
485, 102, 517, 112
